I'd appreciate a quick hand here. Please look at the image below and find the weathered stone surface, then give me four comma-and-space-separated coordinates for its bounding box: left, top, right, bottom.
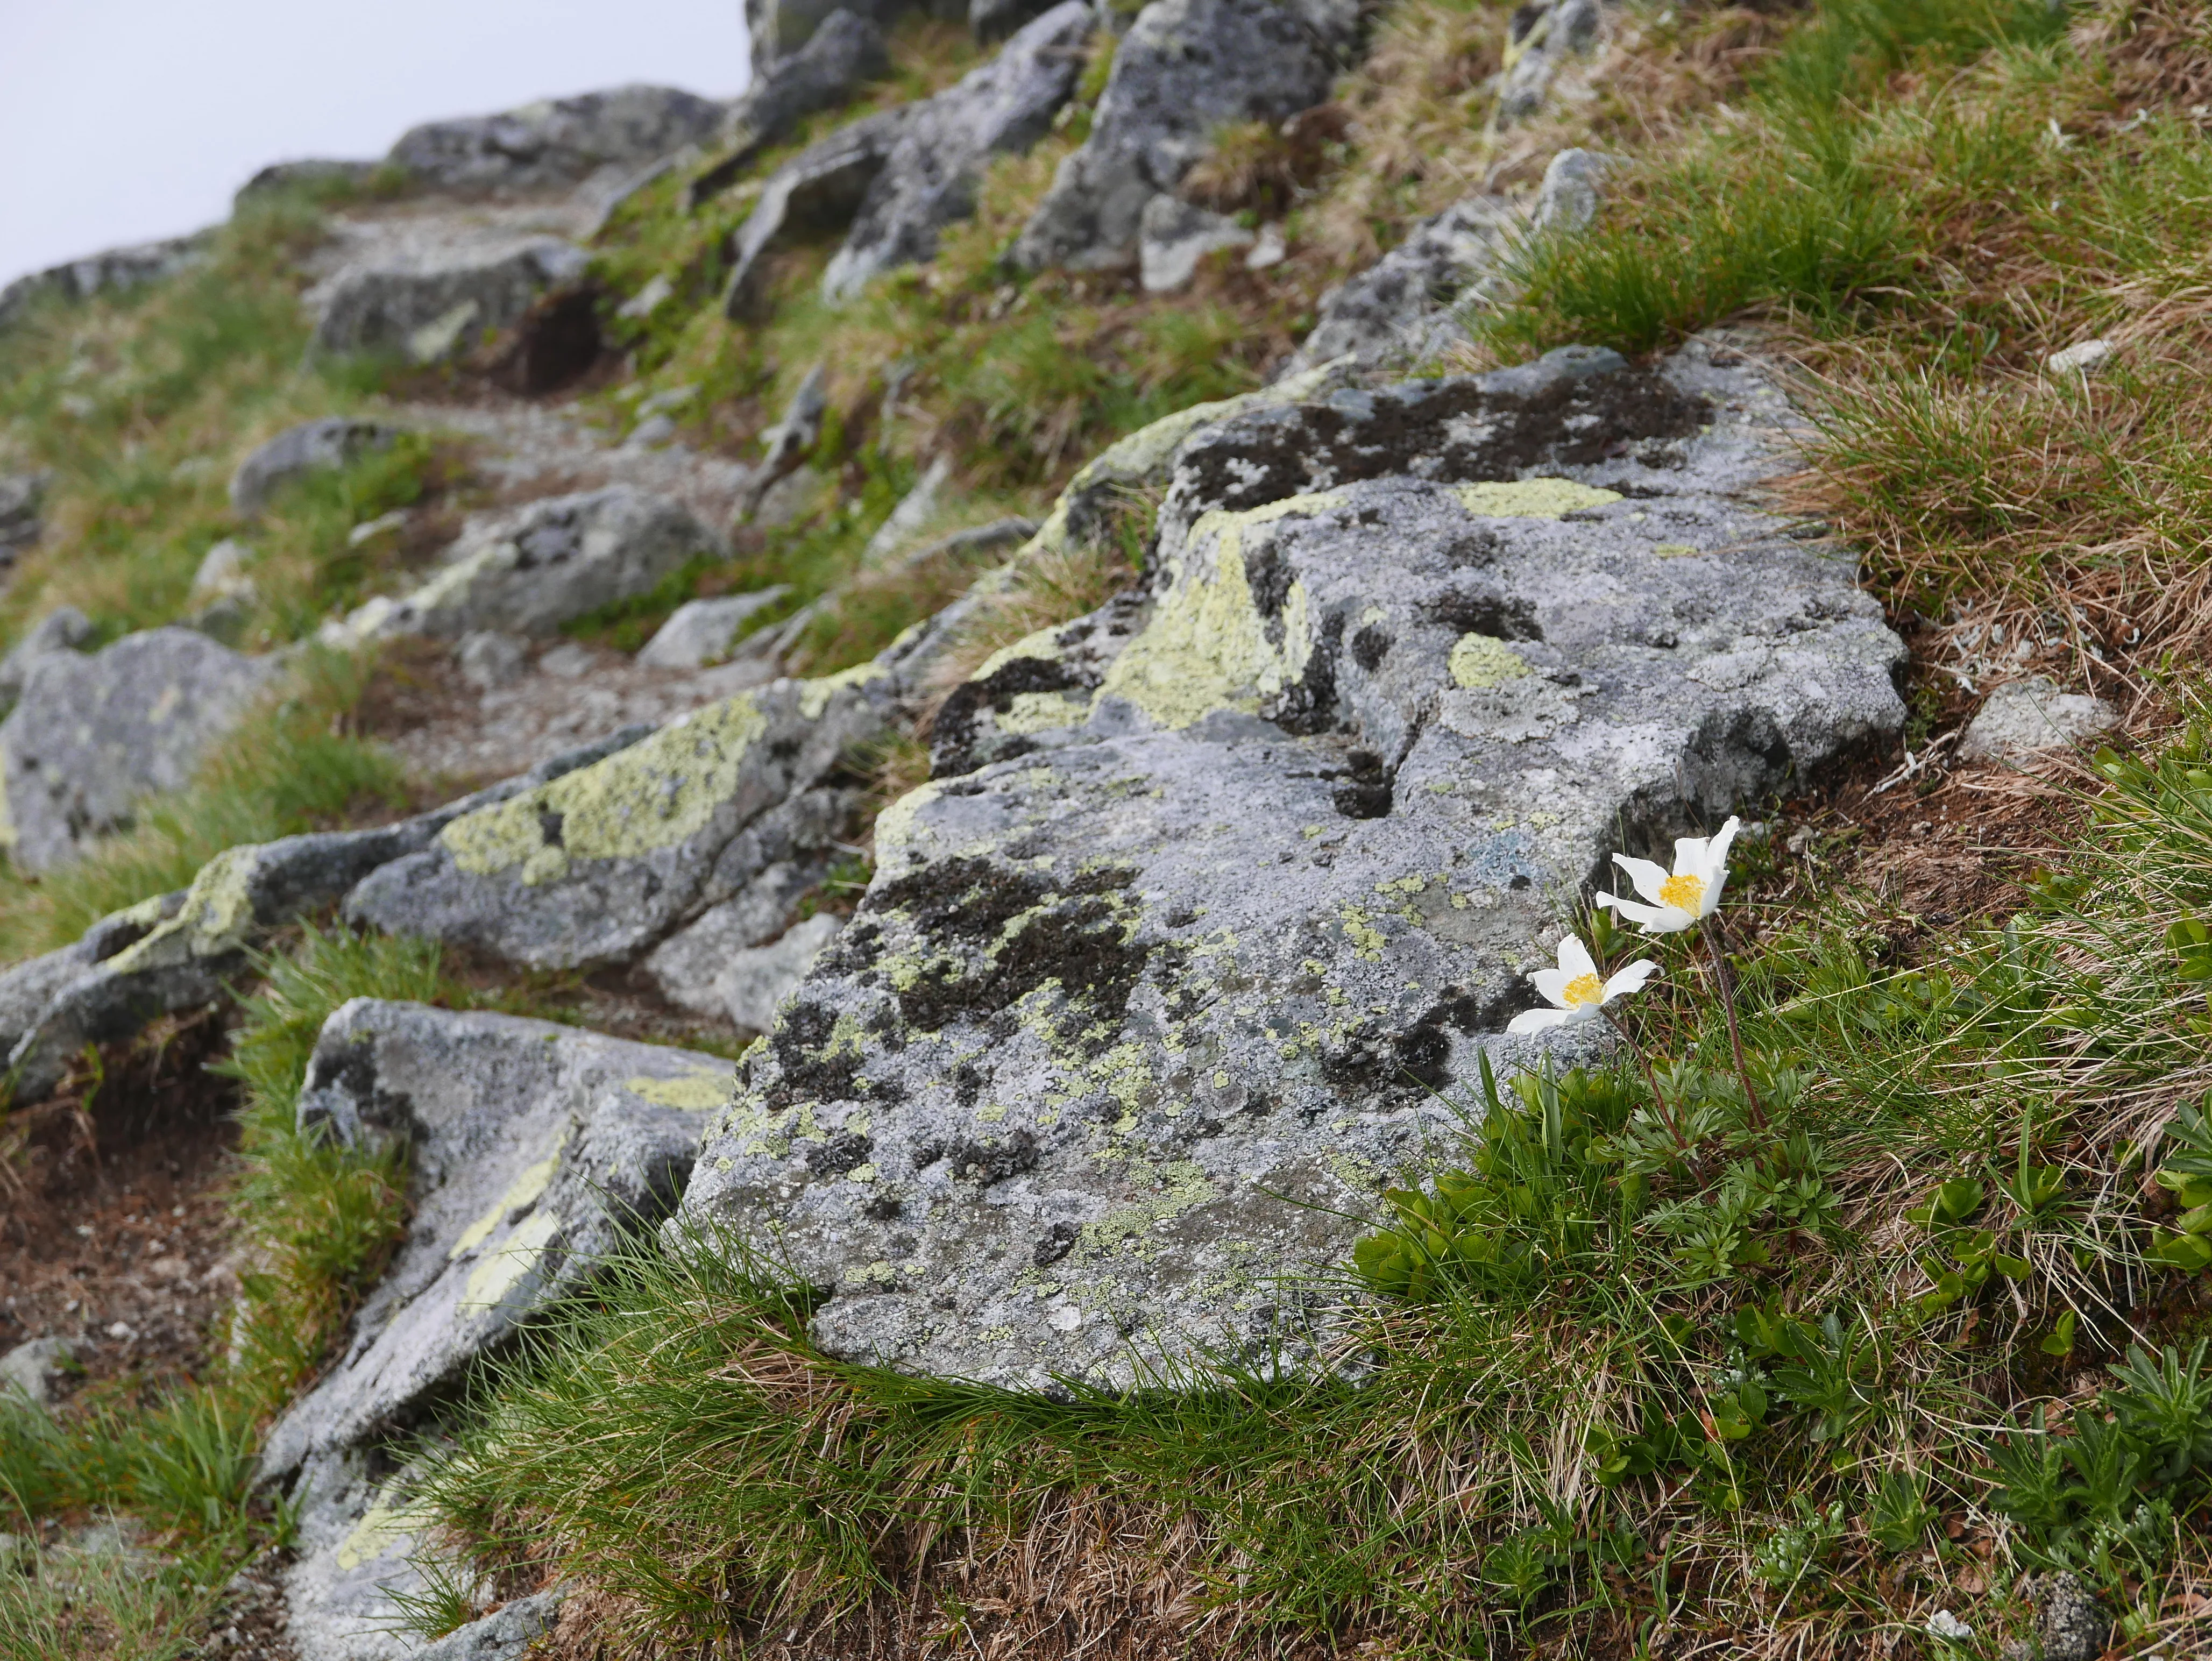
234, 158, 386, 205
1275, 195, 1519, 381
0, 471, 49, 559
391, 86, 725, 196
456, 630, 529, 690
644, 858, 831, 1013
0, 1337, 74, 1407
230, 418, 401, 516
721, 109, 912, 318
691, 10, 891, 208
1013, 0, 1359, 272
2045, 338, 2116, 377
0, 233, 210, 332
346, 670, 890, 969
719, 913, 845, 1031
1498, 0, 1603, 122
324, 486, 722, 644
1534, 147, 1608, 231
259, 1000, 727, 1480
1957, 675, 2117, 763
4, 726, 656, 1103
0, 627, 276, 874
639, 588, 791, 668
0, 605, 91, 714
679, 341, 1906, 1390
281, 1447, 467, 1661
312, 236, 588, 364
417, 1591, 566, 1661
821, 1, 1091, 302
1138, 197, 1254, 294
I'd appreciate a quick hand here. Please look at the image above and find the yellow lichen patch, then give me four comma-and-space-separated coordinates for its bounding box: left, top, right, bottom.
450, 1128, 570, 1259
799, 660, 887, 720
462, 1206, 563, 1310
105, 843, 263, 974
440, 693, 770, 882
335, 1484, 431, 1571
1652, 542, 1701, 558
969, 626, 1064, 683
996, 690, 1091, 734
1097, 493, 1343, 729
1078, 1159, 1218, 1260
1449, 634, 1533, 689
1454, 479, 1622, 519
871, 778, 943, 865
626, 1070, 732, 1111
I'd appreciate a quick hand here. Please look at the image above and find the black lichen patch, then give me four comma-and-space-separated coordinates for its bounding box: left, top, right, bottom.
1171, 362, 1712, 520
1350, 624, 1393, 670
765, 1000, 872, 1110
804, 1131, 875, 1176
947, 1130, 1039, 1185
1321, 1014, 1453, 1098
1332, 748, 1393, 819
1426, 586, 1542, 640
1264, 608, 1343, 736
931, 654, 1088, 779
866, 856, 1156, 1049
1033, 1219, 1080, 1266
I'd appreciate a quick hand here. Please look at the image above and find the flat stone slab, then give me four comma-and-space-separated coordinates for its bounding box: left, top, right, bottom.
678, 342, 1906, 1390
259, 1001, 731, 1480
1957, 674, 2116, 763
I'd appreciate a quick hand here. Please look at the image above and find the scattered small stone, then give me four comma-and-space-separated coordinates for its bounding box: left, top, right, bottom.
0, 1337, 75, 1407
1138, 196, 1255, 294
537, 642, 597, 679
190, 539, 257, 603
626, 413, 680, 449
456, 630, 530, 691
346, 509, 409, 549
0, 470, 51, 559
637, 588, 792, 669
230, 418, 400, 517
1245, 222, 1287, 271
1956, 675, 2117, 763
615, 272, 675, 320
1534, 147, 1610, 231
1926, 1608, 1972, 1640
2020, 1572, 2108, 1661
2044, 337, 2116, 375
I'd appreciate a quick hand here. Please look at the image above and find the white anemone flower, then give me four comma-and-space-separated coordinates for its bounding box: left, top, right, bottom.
1597, 817, 1743, 935
1506, 933, 1659, 1033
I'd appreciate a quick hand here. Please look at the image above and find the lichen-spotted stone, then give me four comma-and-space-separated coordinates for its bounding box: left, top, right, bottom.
682, 342, 1908, 1396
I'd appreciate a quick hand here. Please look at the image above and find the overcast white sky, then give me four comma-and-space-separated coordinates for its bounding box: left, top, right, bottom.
0, 0, 751, 287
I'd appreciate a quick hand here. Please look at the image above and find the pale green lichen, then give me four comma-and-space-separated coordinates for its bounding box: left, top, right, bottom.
1454, 479, 1622, 519
799, 660, 887, 719
104, 843, 263, 975
625, 1070, 731, 1111
450, 1127, 569, 1259
462, 1207, 562, 1310
1449, 634, 1533, 689
871, 779, 943, 866
335, 1484, 430, 1571
440, 694, 771, 882
1077, 1158, 1218, 1260
1096, 494, 1344, 729
996, 690, 1091, 734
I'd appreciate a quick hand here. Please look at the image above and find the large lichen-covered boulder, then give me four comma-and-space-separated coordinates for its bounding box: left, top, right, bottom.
720, 108, 913, 320
311, 235, 587, 364
820, 1, 1091, 302
0, 627, 276, 874
346, 670, 891, 969
322, 486, 722, 644
1012, 0, 1360, 273
389, 84, 726, 195
678, 342, 1906, 1390
260, 1000, 731, 1480
691, 9, 890, 207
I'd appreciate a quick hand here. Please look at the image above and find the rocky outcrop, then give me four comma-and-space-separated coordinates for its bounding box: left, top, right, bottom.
820, 1, 1091, 302
1138, 197, 1254, 294
0, 627, 276, 874
0, 472, 50, 560
230, 418, 402, 516
345, 669, 891, 969
0, 605, 90, 714
323, 486, 723, 643
1498, 0, 1604, 122
691, 10, 891, 208
1012, 0, 1359, 273
677, 342, 1906, 1390
0, 233, 210, 332
312, 236, 588, 364
259, 1000, 729, 1479
1275, 196, 1519, 381
391, 86, 726, 196
720, 109, 912, 319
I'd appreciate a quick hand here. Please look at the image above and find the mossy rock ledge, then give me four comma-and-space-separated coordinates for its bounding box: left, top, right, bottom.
679, 340, 1909, 1392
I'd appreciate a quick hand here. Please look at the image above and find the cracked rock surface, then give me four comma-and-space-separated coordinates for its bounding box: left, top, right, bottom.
678, 340, 1906, 1390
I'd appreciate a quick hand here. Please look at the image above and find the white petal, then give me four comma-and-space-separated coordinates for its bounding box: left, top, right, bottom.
1698, 818, 1742, 912
1612, 898, 1688, 934
1671, 834, 1708, 877
1602, 959, 1660, 1000
1557, 934, 1598, 980
1507, 1006, 1570, 1034
1529, 967, 1571, 1006
1612, 855, 1670, 906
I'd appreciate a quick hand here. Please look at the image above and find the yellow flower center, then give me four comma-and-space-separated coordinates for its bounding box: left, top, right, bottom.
1659, 872, 1706, 912
1561, 971, 1605, 1007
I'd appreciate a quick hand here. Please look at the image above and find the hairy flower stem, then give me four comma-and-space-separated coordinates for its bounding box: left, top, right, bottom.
1605, 1007, 1689, 1152
1701, 914, 1767, 1131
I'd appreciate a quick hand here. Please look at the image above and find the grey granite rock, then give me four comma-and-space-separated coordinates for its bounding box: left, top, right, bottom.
1957, 676, 2117, 763
749, 0, 949, 67
1138, 196, 1256, 294
1534, 147, 1608, 231
324, 486, 722, 644
821, 1, 1091, 302
416, 1591, 566, 1661
0, 1337, 75, 1407
0, 627, 276, 874
230, 418, 401, 516
721, 108, 912, 320
0, 233, 211, 332
638, 588, 791, 668
644, 858, 831, 1014
2016, 1572, 2107, 1661
345, 670, 890, 969
1274, 195, 1520, 381
717, 912, 845, 1031
1013, 0, 1359, 272
259, 1000, 729, 1479
0, 471, 50, 559
0, 605, 92, 714
1498, 0, 1604, 122
973, 0, 1063, 43
691, 10, 891, 208
280, 1447, 467, 1661
861, 455, 952, 564
456, 630, 529, 690
234, 159, 386, 206
391, 86, 725, 196
738, 365, 830, 523
678, 340, 1906, 1391
312, 237, 587, 364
